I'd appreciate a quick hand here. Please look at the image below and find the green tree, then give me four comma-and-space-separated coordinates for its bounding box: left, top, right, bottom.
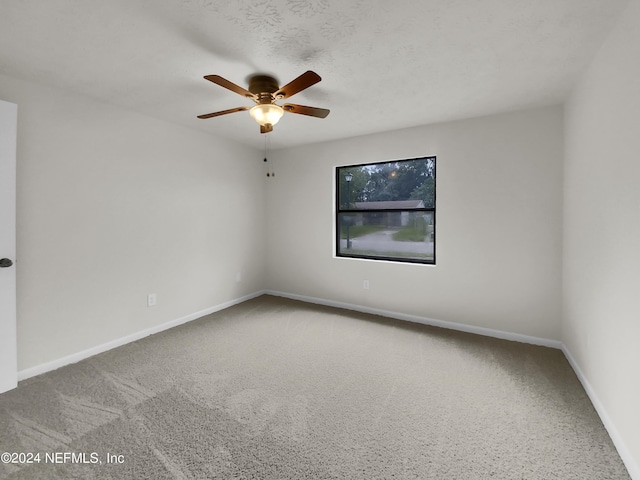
337, 166, 368, 208
339, 158, 435, 207
409, 178, 435, 207
366, 163, 399, 201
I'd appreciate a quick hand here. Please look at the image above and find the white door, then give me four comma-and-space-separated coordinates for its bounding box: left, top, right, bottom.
0, 99, 17, 394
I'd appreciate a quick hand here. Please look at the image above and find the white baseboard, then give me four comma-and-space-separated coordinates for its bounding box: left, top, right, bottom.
266, 290, 637, 479
17, 290, 266, 382
14, 289, 637, 479
265, 290, 563, 349
562, 345, 639, 480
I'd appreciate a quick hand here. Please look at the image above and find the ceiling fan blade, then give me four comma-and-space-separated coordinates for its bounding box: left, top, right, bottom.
260, 124, 273, 134
275, 71, 321, 99
283, 104, 330, 118
197, 106, 249, 119
204, 75, 256, 100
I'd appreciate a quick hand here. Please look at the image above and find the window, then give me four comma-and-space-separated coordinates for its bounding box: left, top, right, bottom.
336, 156, 436, 264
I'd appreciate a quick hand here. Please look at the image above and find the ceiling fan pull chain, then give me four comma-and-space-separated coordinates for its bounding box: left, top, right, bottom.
264, 134, 274, 178
264, 134, 269, 177
263, 134, 271, 177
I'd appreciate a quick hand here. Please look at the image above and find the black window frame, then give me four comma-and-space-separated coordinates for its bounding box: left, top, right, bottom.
335, 156, 436, 265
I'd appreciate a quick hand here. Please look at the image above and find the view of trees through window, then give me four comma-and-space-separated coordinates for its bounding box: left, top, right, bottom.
336, 156, 436, 264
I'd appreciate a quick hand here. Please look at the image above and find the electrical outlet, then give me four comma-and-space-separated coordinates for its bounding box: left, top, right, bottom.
147, 293, 157, 307
236, 271, 242, 283
363, 280, 370, 290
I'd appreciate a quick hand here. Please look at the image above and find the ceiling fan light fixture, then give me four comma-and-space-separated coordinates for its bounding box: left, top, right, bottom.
249, 104, 284, 126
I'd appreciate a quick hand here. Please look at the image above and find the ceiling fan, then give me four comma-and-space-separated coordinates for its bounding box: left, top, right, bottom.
197, 70, 330, 133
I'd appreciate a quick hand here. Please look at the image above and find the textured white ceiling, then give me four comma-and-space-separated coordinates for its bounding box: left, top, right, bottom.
0, 0, 629, 149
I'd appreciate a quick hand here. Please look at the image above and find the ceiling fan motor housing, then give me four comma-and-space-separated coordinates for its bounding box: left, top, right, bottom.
248, 75, 280, 100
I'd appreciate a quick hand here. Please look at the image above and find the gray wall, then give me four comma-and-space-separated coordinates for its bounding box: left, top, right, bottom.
265, 106, 564, 341
0, 74, 266, 371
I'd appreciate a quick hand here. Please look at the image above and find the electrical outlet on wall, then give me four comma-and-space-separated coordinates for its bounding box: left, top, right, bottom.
147, 293, 157, 307
363, 280, 370, 290
236, 271, 242, 283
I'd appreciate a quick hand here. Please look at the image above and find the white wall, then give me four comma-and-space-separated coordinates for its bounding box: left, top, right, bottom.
266, 106, 564, 341
563, 0, 640, 475
0, 74, 266, 371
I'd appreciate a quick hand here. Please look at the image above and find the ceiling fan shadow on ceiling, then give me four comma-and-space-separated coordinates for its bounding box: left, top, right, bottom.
197, 70, 330, 133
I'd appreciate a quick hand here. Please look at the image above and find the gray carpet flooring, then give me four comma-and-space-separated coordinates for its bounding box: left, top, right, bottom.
0, 295, 630, 479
